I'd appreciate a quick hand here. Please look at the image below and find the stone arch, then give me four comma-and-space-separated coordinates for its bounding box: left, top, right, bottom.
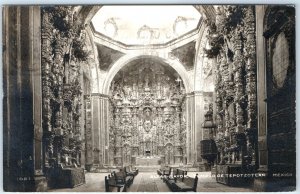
194, 22, 209, 91
193, 21, 215, 93
102, 54, 192, 95
85, 27, 101, 93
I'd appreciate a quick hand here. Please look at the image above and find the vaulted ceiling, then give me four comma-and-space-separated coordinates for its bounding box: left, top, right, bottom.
91, 5, 202, 45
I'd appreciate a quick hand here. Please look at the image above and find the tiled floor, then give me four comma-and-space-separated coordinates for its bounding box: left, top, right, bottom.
50, 172, 254, 192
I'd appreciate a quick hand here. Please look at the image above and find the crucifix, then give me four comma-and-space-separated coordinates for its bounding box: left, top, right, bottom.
175, 77, 183, 90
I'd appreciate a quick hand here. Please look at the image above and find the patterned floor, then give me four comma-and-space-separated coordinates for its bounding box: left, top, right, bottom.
50, 172, 254, 192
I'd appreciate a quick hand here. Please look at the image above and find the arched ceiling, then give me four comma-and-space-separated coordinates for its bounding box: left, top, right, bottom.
90, 5, 202, 45
110, 57, 186, 95
102, 54, 192, 95
113, 57, 182, 81
76, 5, 216, 93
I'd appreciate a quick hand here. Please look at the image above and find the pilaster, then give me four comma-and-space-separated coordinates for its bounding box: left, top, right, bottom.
3, 6, 47, 191
185, 94, 193, 165
91, 93, 110, 167
84, 95, 93, 168
255, 5, 268, 173
194, 91, 204, 164
253, 5, 271, 191
91, 94, 100, 165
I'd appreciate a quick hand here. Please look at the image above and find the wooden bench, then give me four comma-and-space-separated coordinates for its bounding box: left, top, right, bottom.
124, 165, 139, 177
157, 166, 165, 176
105, 175, 126, 192
172, 174, 198, 192
165, 168, 181, 189
157, 166, 172, 180
113, 169, 134, 188
131, 165, 139, 176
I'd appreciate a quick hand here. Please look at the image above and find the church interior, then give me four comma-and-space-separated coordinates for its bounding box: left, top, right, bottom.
2, 5, 296, 192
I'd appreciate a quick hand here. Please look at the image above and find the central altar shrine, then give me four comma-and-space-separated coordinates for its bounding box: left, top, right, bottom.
108, 60, 187, 166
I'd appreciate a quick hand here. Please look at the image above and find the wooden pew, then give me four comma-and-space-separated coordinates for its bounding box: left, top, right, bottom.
113, 169, 134, 188
158, 166, 172, 181
163, 167, 172, 181
104, 175, 126, 192
157, 166, 167, 176
124, 166, 138, 177
165, 168, 180, 189
172, 174, 198, 192
130, 165, 139, 175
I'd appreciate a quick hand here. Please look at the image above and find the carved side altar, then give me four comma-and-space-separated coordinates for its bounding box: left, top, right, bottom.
41, 7, 89, 188
204, 6, 257, 185
108, 61, 187, 166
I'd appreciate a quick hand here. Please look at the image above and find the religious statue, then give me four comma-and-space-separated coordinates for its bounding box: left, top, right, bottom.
68, 60, 79, 84
144, 120, 152, 133
132, 82, 138, 99
156, 81, 162, 99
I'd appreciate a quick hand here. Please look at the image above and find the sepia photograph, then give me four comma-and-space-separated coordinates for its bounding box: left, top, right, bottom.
2, 4, 296, 192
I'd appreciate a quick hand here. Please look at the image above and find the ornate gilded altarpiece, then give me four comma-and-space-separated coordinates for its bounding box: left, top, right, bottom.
108, 60, 186, 166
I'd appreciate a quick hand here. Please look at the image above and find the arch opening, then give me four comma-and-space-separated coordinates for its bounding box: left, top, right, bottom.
102, 55, 191, 95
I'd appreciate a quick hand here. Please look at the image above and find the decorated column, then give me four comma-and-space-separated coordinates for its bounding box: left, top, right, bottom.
244, 6, 257, 166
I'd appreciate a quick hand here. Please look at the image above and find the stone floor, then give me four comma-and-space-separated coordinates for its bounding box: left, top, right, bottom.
50, 172, 254, 192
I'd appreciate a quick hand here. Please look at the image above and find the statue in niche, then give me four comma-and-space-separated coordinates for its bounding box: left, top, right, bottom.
144, 74, 150, 88
144, 120, 152, 133
143, 108, 153, 133
123, 84, 132, 97
132, 82, 138, 99
163, 78, 172, 100
73, 95, 80, 111
122, 84, 132, 104
156, 82, 163, 99
138, 79, 144, 90
113, 84, 123, 103
68, 60, 79, 84
144, 107, 152, 119
171, 91, 180, 105
125, 125, 132, 136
